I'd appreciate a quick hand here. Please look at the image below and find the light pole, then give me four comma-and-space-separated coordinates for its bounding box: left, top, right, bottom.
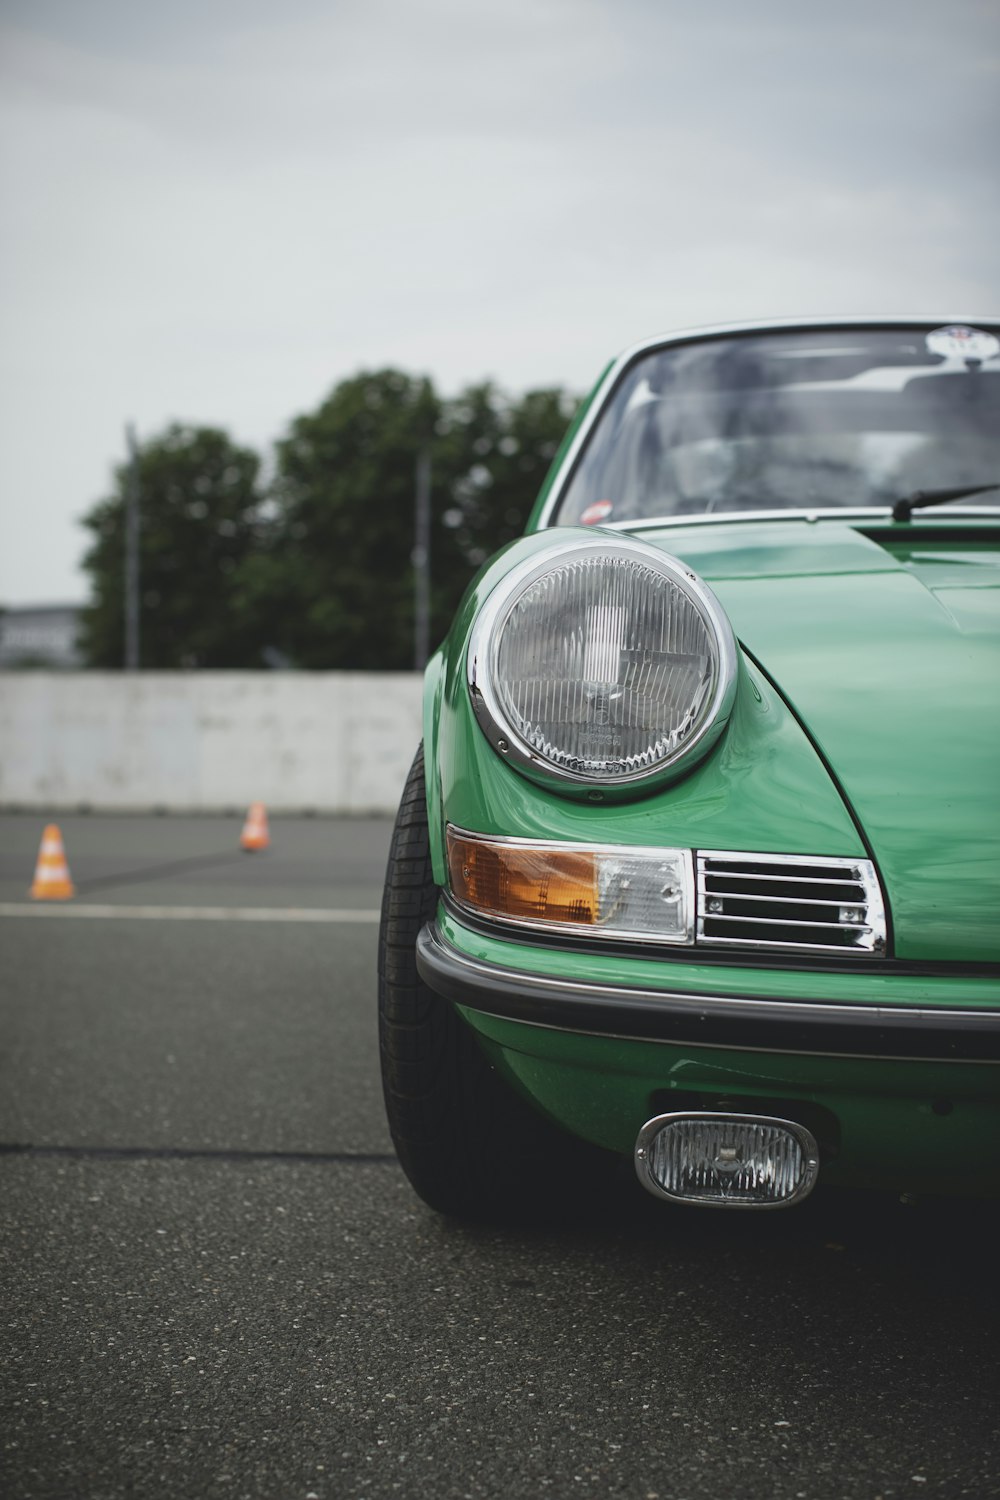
124, 422, 141, 671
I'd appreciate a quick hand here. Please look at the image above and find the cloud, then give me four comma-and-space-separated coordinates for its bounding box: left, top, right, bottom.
0, 0, 997, 601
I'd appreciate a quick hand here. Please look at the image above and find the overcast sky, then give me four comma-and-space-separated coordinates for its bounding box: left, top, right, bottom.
1, 0, 998, 605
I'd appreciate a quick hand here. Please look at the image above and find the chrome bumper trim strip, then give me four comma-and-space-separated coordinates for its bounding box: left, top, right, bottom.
416, 922, 1000, 1064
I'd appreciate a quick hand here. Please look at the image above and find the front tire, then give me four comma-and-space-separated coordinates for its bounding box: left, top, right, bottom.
378, 746, 600, 1220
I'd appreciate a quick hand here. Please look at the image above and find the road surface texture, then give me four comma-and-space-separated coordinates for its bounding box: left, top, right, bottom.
1, 812, 997, 1500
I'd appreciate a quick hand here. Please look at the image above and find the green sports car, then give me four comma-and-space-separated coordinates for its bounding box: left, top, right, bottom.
378, 318, 1000, 1218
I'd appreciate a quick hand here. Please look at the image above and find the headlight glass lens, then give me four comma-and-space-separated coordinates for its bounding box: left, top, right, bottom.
477, 543, 734, 785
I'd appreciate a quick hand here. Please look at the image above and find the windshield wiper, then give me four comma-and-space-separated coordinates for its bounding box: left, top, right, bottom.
891, 483, 1000, 523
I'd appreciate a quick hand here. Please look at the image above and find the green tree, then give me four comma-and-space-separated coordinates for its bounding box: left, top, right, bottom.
78, 375, 579, 671
258, 372, 578, 669
79, 425, 268, 668
437, 383, 579, 570
259, 369, 443, 670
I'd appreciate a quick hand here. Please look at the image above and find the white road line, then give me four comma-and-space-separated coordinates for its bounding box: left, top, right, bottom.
0, 903, 380, 923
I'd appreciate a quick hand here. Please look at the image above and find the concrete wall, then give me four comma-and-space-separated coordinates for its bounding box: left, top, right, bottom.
0, 673, 424, 813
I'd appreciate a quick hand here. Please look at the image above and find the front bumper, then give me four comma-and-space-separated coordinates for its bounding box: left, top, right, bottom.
417, 915, 1000, 1194
417, 920, 1000, 1064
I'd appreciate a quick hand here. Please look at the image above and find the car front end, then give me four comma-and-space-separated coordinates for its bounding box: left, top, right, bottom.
380, 319, 1000, 1216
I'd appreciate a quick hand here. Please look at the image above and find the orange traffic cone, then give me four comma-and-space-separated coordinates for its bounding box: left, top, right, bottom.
30, 823, 76, 900
240, 801, 270, 852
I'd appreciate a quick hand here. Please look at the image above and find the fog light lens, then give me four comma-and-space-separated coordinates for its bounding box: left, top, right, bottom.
635, 1112, 820, 1209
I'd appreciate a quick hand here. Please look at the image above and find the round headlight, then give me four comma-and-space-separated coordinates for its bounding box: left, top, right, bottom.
468, 535, 738, 793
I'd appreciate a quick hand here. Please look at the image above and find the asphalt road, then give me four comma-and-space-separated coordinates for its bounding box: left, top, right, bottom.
1, 813, 998, 1500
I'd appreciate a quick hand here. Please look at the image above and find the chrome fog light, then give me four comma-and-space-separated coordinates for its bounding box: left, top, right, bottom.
635, 1112, 820, 1210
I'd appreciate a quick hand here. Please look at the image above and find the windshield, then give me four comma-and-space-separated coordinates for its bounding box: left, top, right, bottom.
554, 325, 1000, 525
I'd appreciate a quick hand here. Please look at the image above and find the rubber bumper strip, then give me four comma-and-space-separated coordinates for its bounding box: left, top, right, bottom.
416, 922, 1000, 1064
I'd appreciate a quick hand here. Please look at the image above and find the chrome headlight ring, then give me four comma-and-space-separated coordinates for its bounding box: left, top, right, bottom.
467, 534, 738, 797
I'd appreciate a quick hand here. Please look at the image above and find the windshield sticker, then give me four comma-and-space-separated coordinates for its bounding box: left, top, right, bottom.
926, 325, 1000, 363
580, 499, 614, 526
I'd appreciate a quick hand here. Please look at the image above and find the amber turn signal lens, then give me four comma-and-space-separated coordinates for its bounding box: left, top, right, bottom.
447, 833, 598, 927
446, 827, 695, 943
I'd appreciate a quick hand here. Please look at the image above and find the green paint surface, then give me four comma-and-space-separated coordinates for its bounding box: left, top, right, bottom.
642, 518, 1000, 961
426, 515, 1000, 962
420, 512, 999, 1189
458, 1001, 999, 1196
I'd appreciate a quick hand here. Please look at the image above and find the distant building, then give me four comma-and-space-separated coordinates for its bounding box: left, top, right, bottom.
0, 604, 84, 669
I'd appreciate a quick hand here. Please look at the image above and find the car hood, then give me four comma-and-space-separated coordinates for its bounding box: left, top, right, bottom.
641, 518, 1000, 962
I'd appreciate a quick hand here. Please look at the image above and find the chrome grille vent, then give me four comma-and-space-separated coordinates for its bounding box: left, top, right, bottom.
696, 851, 886, 957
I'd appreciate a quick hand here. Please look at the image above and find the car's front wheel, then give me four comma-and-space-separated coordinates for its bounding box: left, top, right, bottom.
378, 746, 605, 1221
